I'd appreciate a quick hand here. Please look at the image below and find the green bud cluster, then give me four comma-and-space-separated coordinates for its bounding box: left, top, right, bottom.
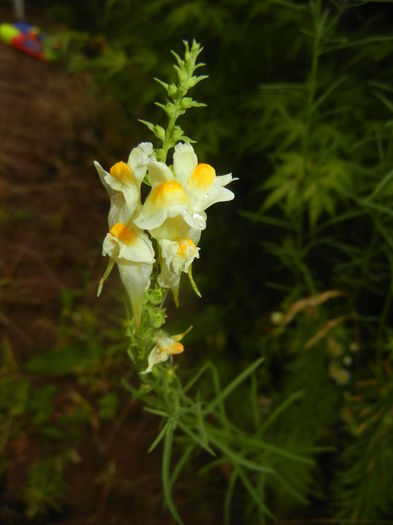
139, 39, 208, 163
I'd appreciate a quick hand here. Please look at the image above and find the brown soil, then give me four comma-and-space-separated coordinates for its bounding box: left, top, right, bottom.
0, 10, 223, 525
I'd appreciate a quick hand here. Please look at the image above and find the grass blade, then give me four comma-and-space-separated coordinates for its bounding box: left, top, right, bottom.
224, 470, 238, 525
148, 421, 169, 453
203, 358, 264, 417
162, 423, 183, 524
259, 390, 304, 434
236, 466, 274, 519
170, 444, 195, 489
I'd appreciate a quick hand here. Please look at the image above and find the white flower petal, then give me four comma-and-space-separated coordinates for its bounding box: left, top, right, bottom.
118, 261, 153, 332
142, 346, 169, 374
102, 226, 155, 264
215, 173, 237, 187
94, 161, 113, 196
147, 160, 173, 185
95, 164, 134, 227
173, 142, 198, 186
180, 208, 207, 230
102, 223, 155, 332
107, 192, 128, 227
134, 208, 167, 231
141, 333, 184, 374
157, 269, 180, 290
96, 158, 145, 226
103, 173, 140, 222
196, 185, 235, 211
128, 142, 154, 183
184, 164, 236, 211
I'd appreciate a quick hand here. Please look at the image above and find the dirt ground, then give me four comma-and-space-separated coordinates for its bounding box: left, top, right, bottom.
0, 10, 224, 525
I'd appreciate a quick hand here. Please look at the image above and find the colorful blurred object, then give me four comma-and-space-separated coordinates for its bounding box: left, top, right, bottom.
0, 21, 58, 61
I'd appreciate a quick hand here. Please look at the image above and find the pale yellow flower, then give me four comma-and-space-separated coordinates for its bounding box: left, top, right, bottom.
102, 222, 155, 331
142, 330, 187, 374
158, 237, 200, 304
134, 174, 207, 233
134, 142, 235, 236
94, 142, 153, 227
173, 142, 236, 211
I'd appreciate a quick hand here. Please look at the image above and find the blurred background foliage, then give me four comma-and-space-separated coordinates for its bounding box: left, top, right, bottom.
3, 0, 393, 522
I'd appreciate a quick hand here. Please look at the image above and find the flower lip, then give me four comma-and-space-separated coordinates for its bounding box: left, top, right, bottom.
158, 340, 184, 354
109, 223, 137, 245
103, 223, 155, 264
151, 181, 189, 208
110, 161, 134, 183
188, 163, 216, 191
177, 238, 196, 258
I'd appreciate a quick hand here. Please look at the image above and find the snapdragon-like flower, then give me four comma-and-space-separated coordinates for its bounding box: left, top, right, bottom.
94, 142, 153, 227
134, 142, 235, 237
102, 222, 155, 331
134, 167, 207, 234
158, 237, 200, 304
142, 330, 186, 374
173, 142, 236, 211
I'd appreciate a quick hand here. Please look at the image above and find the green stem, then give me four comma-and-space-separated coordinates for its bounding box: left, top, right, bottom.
160, 112, 177, 163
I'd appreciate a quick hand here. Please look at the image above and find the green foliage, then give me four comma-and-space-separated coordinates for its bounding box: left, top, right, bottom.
126, 358, 315, 524
241, 1, 393, 519
23, 456, 68, 520
0, 288, 128, 519
0, 341, 70, 519
335, 346, 393, 520
125, 285, 168, 372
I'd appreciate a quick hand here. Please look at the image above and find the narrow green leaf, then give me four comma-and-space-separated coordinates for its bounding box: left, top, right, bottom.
260, 390, 304, 433
195, 395, 209, 448
154, 77, 169, 92
271, 470, 309, 504
148, 421, 169, 453
170, 50, 183, 67
373, 91, 393, 115
178, 420, 215, 456
203, 358, 264, 417
312, 76, 348, 112
209, 435, 273, 475
138, 119, 155, 132
170, 444, 195, 489
367, 167, 393, 200
144, 407, 169, 418
162, 423, 183, 524
183, 362, 213, 393
224, 471, 238, 525
236, 467, 274, 519
239, 210, 293, 229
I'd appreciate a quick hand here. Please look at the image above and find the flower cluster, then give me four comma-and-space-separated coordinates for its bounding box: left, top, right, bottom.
95, 141, 235, 336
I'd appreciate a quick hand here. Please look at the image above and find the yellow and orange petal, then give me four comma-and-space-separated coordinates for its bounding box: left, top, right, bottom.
176, 238, 196, 258
109, 222, 137, 245
151, 181, 189, 208
109, 161, 135, 183
188, 163, 215, 191
158, 341, 184, 355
